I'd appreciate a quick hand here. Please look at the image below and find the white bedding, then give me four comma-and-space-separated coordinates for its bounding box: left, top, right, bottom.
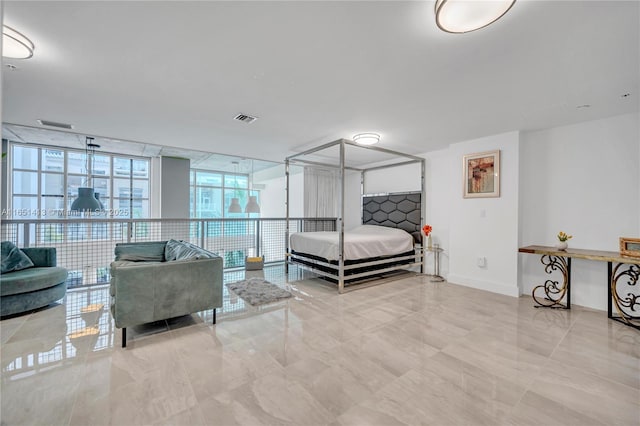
290, 225, 414, 261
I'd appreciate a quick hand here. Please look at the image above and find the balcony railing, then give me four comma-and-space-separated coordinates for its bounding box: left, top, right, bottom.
1, 217, 336, 288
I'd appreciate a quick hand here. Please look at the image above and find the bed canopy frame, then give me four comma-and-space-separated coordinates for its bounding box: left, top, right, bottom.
285, 138, 426, 293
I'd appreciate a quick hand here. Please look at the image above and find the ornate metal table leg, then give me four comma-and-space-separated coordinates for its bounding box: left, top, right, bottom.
532, 255, 571, 309
610, 263, 640, 329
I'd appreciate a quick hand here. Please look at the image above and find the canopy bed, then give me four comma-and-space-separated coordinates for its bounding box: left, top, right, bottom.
285, 138, 426, 293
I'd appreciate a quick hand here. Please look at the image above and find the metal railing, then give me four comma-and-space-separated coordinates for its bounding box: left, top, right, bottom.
1, 217, 336, 288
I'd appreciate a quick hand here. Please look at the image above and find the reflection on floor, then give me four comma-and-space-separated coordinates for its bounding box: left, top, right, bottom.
1, 265, 639, 425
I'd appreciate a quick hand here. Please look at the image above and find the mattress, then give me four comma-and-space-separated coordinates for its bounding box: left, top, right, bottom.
289, 225, 414, 261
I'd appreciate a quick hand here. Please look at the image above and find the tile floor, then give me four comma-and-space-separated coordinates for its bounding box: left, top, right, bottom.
1, 266, 639, 425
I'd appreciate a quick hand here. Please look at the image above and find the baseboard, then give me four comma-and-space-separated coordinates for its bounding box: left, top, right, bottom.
446, 274, 520, 298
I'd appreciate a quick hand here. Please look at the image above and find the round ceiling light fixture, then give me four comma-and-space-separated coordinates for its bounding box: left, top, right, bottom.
2, 25, 35, 59
435, 0, 516, 34
353, 133, 380, 146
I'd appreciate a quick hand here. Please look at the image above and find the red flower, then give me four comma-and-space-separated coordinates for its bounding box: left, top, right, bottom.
422, 225, 432, 236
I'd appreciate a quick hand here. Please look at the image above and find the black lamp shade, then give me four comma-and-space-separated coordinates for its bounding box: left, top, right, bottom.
94, 192, 105, 210
70, 187, 101, 212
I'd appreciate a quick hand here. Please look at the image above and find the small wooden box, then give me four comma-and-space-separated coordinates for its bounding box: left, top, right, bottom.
620, 237, 640, 258
245, 256, 264, 270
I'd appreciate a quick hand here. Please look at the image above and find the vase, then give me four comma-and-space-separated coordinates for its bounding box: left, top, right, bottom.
556, 241, 568, 251
427, 235, 432, 249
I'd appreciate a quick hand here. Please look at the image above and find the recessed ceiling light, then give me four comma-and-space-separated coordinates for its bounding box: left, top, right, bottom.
2, 25, 34, 59
435, 0, 517, 34
353, 133, 381, 146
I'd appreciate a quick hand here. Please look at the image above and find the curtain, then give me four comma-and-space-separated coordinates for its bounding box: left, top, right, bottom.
303, 167, 338, 229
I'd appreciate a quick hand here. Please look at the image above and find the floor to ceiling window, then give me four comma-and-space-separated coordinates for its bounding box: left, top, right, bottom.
189, 169, 259, 219
190, 168, 261, 268
7, 142, 150, 219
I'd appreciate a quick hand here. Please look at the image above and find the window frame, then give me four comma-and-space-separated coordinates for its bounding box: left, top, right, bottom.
190, 168, 258, 219
7, 142, 151, 219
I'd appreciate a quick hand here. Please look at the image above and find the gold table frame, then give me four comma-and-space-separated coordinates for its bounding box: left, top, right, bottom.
519, 245, 640, 330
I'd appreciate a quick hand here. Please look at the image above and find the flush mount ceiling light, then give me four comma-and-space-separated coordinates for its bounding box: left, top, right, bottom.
353, 133, 380, 146
435, 0, 516, 34
2, 25, 35, 59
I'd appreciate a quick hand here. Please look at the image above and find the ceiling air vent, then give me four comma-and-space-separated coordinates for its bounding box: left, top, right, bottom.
234, 113, 258, 124
37, 119, 74, 129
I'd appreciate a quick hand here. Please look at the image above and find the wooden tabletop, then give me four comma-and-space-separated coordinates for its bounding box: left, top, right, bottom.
519, 245, 640, 264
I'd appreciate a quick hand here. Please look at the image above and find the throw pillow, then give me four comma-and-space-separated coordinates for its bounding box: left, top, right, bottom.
118, 254, 167, 262
166, 239, 215, 261
1, 241, 35, 273
164, 239, 183, 261
114, 242, 165, 262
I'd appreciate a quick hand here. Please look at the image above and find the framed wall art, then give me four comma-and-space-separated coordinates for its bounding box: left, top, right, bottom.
463, 150, 500, 198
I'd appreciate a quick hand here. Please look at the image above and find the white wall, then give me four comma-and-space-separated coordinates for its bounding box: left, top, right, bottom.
359, 132, 521, 297
447, 132, 521, 297
259, 165, 304, 218
518, 112, 639, 310
422, 148, 452, 278
343, 171, 363, 230
363, 162, 421, 195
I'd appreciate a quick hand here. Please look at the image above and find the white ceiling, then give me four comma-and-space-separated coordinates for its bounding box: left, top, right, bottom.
2, 1, 638, 164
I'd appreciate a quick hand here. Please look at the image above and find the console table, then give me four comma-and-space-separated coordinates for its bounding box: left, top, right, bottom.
519, 245, 640, 330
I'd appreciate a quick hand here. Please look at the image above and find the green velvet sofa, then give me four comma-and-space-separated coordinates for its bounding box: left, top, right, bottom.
110, 240, 223, 347
1, 246, 68, 318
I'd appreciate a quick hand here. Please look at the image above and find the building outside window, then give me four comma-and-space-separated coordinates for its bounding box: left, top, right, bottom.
190, 169, 259, 219
190, 168, 260, 267
7, 143, 150, 220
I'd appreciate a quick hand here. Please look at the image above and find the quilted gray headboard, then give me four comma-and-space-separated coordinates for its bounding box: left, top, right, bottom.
362, 192, 421, 234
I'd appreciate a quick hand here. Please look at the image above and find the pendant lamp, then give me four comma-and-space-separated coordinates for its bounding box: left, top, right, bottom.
71, 188, 100, 213
70, 137, 101, 213
244, 159, 261, 213
228, 161, 243, 213
245, 196, 260, 213
228, 198, 243, 213
94, 192, 105, 211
